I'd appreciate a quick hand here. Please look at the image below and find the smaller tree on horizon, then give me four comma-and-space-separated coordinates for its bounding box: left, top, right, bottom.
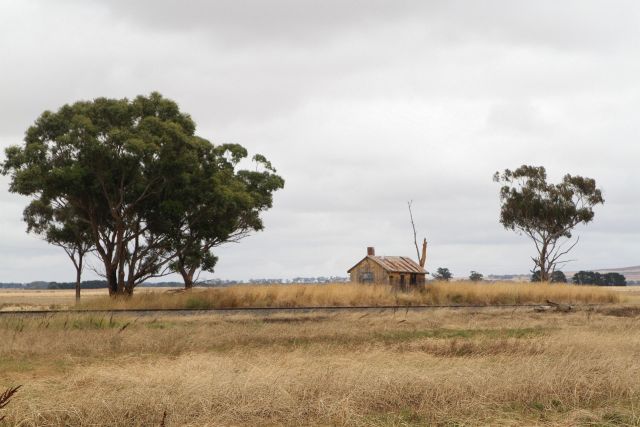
22, 201, 93, 302
573, 270, 598, 285
433, 267, 452, 281
469, 271, 483, 282
494, 165, 604, 282
550, 270, 567, 283
531, 270, 567, 283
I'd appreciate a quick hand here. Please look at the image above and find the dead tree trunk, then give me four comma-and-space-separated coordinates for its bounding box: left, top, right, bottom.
408, 201, 428, 268
419, 238, 427, 268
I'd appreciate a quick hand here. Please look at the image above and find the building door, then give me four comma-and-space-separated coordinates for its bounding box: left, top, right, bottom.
410, 274, 417, 285
399, 275, 405, 286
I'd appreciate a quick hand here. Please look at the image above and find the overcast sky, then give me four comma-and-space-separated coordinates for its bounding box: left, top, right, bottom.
0, 0, 638, 282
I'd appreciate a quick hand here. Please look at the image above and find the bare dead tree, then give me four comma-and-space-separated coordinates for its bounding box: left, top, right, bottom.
407, 201, 428, 268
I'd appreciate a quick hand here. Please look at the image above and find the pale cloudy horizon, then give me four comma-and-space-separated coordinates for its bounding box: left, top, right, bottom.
0, 0, 639, 283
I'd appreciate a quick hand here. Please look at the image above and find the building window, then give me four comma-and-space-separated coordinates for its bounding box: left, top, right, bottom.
360, 272, 374, 283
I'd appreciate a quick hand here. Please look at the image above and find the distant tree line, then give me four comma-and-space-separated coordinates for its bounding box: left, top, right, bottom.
0, 281, 107, 290
530, 270, 626, 286
572, 271, 626, 286
487, 274, 522, 280
0, 277, 353, 289
47, 280, 108, 290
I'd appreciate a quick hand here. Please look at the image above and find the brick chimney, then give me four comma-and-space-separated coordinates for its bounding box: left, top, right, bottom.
367, 247, 375, 256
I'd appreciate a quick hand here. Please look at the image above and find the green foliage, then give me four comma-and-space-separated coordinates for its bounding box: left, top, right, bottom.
22, 200, 92, 299
2, 93, 284, 294
531, 270, 567, 283
572, 271, 626, 286
433, 267, 452, 281
47, 280, 107, 289
469, 271, 483, 282
162, 143, 284, 288
494, 165, 604, 281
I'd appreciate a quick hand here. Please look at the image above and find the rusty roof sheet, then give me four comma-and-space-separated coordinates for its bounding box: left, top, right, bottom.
370, 256, 426, 273
348, 255, 426, 274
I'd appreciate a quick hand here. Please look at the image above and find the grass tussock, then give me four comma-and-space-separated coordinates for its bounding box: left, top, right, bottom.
1, 309, 640, 425
0, 385, 21, 422
81, 281, 621, 310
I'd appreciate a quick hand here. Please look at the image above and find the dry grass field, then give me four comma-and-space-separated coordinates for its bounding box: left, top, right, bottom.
1, 283, 637, 425
2, 306, 640, 426
0, 288, 174, 311
80, 282, 623, 310
0, 282, 627, 312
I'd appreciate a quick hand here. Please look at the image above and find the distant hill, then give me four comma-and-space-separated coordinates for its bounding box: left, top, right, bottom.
593, 265, 640, 273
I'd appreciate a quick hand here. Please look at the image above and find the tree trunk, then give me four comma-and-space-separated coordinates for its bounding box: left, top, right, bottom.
75, 257, 82, 304
124, 270, 137, 296
115, 221, 126, 295
538, 243, 550, 282
107, 267, 118, 296
180, 267, 195, 289
124, 282, 135, 296
419, 239, 427, 268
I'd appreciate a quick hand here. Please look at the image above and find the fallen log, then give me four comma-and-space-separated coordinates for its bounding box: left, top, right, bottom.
545, 299, 573, 313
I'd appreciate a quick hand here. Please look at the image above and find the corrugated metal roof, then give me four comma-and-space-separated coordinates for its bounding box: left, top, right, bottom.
348, 255, 426, 274
370, 256, 426, 273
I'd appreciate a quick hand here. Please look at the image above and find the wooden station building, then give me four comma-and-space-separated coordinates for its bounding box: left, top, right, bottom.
348, 247, 427, 287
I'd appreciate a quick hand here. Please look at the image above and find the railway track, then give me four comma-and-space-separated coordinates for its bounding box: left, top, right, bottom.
0, 303, 598, 317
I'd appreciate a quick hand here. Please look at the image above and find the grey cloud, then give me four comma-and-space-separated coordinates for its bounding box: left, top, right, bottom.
96, 0, 640, 52
0, 1, 638, 282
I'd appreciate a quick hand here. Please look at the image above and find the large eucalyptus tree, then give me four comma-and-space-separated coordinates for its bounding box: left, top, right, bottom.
3, 93, 284, 295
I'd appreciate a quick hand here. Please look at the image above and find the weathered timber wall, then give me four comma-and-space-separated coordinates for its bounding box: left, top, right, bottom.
349, 258, 388, 284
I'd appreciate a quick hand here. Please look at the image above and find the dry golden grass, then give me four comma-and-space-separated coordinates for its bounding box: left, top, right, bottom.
0, 287, 173, 311
2, 307, 640, 425
81, 281, 622, 310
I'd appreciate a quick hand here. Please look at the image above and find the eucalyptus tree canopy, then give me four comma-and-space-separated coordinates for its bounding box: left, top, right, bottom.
469, 271, 483, 282
572, 271, 626, 286
160, 145, 285, 288
22, 200, 92, 301
494, 165, 604, 282
3, 93, 284, 294
531, 270, 567, 283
